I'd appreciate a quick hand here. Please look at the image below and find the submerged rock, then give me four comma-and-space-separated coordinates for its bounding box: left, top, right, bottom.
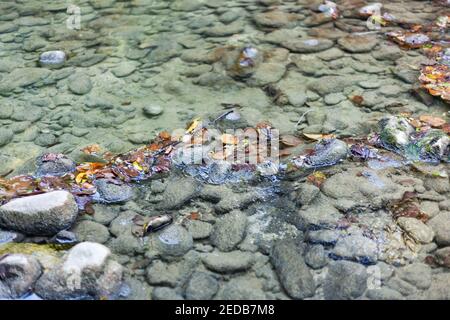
378, 116, 415, 152
293, 139, 348, 169
93, 179, 134, 203
415, 130, 449, 163
35, 153, 76, 177
324, 261, 367, 300
154, 225, 193, 258
0, 254, 42, 299
0, 191, 78, 236
39, 50, 66, 69
397, 217, 434, 244
270, 239, 315, 299
34, 242, 124, 300
185, 272, 219, 300
210, 210, 247, 252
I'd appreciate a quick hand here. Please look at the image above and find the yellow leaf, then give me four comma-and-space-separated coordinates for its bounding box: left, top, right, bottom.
186, 118, 201, 134
132, 161, 143, 171
75, 172, 87, 184
303, 133, 336, 141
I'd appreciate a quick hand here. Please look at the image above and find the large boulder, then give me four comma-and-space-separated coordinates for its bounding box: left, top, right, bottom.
0, 191, 79, 236
34, 242, 124, 300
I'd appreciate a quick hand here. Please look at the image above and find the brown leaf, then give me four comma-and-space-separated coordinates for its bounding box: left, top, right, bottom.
280, 135, 302, 147
419, 115, 446, 128
81, 144, 101, 155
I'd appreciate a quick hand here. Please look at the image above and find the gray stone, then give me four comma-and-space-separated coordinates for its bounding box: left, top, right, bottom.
108, 234, 142, 255
386, 277, 417, 297
428, 212, 450, 246
202, 251, 254, 273
0, 229, 23, 244
68, 74, 93, 95
152, 287, 183, 300
332, 234, 379, 264
396, 263, 431, 290
0, 68, 51, 95
185, 272, 219, 300
34, 242, 124, 300
0, 128, 13, 146
111, 62, 136, 78
216, 276, 267, 300
157, 177, 199, 210
143, 104, 163, 117
39, 50, 66, 69
0, 254, 42, 299
35, 154, 76, 177
397, 217, 434, 244
210, 210, 247, 252
93, 179, 134, 204
154, 225, 193, 258
146, 252, 199, 287
34, 133, 57, 147
250, 62, 286, 86
0, 191, 79, 236
295, 183, 320, 206
338, 35, 379, 53
72, 220, 110, 244
305, 245, 328, 269
366, 287, 403, 300
324, 92, 346, 105
270, 239, 315, 299
282, 38, 334, 53
186, 220, 213, 239
324, 261, 368, 300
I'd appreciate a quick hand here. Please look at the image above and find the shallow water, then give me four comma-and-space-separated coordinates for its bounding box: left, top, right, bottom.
0, 0, 449, 300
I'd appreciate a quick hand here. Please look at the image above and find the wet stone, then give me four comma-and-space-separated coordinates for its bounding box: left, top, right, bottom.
305, 245, 328, 269
186, 220, 213, 240
210, 210, 247, 252
185, 272, 219, 300
0, 128, 13, 146
428, 212, 450, 246
202, 251, 254, 273
396, 263, 432, 290
143, 104, 163, 117
397, 217, 434, 244
270, 239, 315, 299
93, 179, 134, 204
72, 220, 110, 244
338, 35, 379, 53
332, 234, 379, 264
282, 38, 334, 53
68, 74, 92, 95
39, 50, 66, 69
324, 261, 367, 300
154, 225, 193, 258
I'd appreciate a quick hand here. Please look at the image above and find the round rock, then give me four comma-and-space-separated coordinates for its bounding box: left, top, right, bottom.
0, 191, 79, 236
39, 50, 66, 69
155, 225, 193, 258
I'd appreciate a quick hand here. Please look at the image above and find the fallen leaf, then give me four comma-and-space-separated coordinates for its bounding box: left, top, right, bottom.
307, 171, 327, 187
419, 115, 446, 128
280, 135, 302, 147
350, 95, 364, 106
81, 144, 101, 155
303, 133, 336, 141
